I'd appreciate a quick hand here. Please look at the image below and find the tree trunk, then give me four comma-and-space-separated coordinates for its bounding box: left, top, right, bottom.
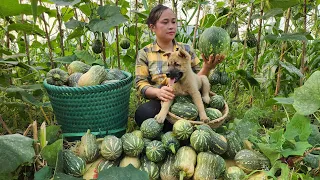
192, 4, 201, 49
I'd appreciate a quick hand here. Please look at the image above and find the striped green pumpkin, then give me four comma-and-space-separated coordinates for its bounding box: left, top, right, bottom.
121, 133, 144, 157
196, 124, 228, 155
175, 146, 197, 180
62, 150, 86, 177
213, 154, 226, 178
160, 154, 178, 180
97, 159, 119, 172
209, 94, 225, 110
174, 95, 193, 104
142, 138, 152, 153
78, 129, 100, 163
161, 131, 180, 154
190, 129, 212, 152
146, 140, 166, 163
235, 149, 270, 173
224, 166, 246, 180
132, 130, 143, 139
140, 118, 163, 139
205, 108, 222, 120
224, 131, 244, 158
140, 159, 160, 180
193, 152, 216, 180
172, 120, 193, 140
119, 155, 141, 168
170, 102, 198, 120
100, 135, 122, 160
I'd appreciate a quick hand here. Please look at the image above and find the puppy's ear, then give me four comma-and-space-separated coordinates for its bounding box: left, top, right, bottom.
163, 52, 171, 58
178, 49, 188, 59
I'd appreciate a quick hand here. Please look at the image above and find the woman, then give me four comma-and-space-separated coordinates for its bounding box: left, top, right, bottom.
135, 4, 225, 131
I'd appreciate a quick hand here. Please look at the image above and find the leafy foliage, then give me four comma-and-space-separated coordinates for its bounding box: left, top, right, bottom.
97, 164, 149, 180
0, 134, 35, 173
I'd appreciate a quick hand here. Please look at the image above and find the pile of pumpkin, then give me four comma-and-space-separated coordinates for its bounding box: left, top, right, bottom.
62, 118, 271, 179
45, 61, 126, 87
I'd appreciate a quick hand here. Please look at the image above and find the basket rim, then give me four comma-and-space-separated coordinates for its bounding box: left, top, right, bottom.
43, 70, 132, 93
166, 92, 229, 128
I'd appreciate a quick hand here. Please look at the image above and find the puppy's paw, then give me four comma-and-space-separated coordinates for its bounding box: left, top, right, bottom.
200, 115, 210, 123
155, 114, 166, 124
201, 118, 210, 123
202, 95, 210, 104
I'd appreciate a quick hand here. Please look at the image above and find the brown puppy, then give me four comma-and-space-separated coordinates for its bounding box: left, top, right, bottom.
155, 48, 211, 123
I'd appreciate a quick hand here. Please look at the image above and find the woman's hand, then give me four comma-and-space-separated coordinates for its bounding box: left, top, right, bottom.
156, 86, 175, 102
201, 54, 225, 71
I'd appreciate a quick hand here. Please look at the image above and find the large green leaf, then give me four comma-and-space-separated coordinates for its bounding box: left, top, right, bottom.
88, 5, 127, 33
293, 71, 320, 115
257, 143, 281, 165
0, 134, 35, 173
284, 113, 311, 141
308, 124, 320, 146
279, 61, 303, 78
66, 28, 84, 40
0, 0, 23, 17
46, 125, 62, 145
41, 139, 63, 167
265, 0, 301, 10
31, 0, 38, 23
74, 50, 96, 65
48, 0, 80, 6
281, 141, 312, 157
34, 166, 53, 180
54, 54, 77, 63
8, 23, 45, 37
252, 8, 283, 20
97, 164, 149, 180
64, 19, 86, 29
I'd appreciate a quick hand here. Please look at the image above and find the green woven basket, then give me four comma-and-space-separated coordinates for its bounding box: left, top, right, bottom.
43, 70, 133, 138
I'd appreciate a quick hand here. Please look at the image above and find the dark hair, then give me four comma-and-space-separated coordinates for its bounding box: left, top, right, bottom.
146, 4, 170, 27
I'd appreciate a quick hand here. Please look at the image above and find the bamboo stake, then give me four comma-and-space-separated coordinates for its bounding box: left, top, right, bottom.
40, 106, 50, 125
192, 4, 201, 49
33, 121, 39, 155
134, 0, 139, 60
253, 1, 264, 74
73, 8, 83, 50
275, 8, 291, 96
300, 0, 307, 86
56, 6, 65, 57
234, 2, 254, 102
0, 115, 12, 134
23, 124, 33, 136
115, 0, 121, 69
98, 0, 107, 67
40, 1, 54, 69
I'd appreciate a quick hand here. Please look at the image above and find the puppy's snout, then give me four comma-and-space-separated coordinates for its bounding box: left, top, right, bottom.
166, 68, 180, 78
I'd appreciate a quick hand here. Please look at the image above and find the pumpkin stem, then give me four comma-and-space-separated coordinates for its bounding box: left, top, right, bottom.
179, 171, 185, 180
169, 144, 176, 154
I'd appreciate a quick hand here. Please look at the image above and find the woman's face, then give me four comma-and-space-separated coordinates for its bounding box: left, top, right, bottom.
151, 9, 177, 42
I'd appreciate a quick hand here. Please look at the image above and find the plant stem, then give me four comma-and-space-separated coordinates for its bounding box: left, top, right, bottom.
40, 106, 50, 125
73, 8, 83, 50
99, 0, 107, 67
300, 0, 307, 86
192, 4, 201, 49
115, 0, 120, 69
23, 124, 33, 136
134, 0, 139, 60
0, 115, 12, 134
253, 1, 264, 74
56, 6, 65, 57
40, 1, 54, 69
